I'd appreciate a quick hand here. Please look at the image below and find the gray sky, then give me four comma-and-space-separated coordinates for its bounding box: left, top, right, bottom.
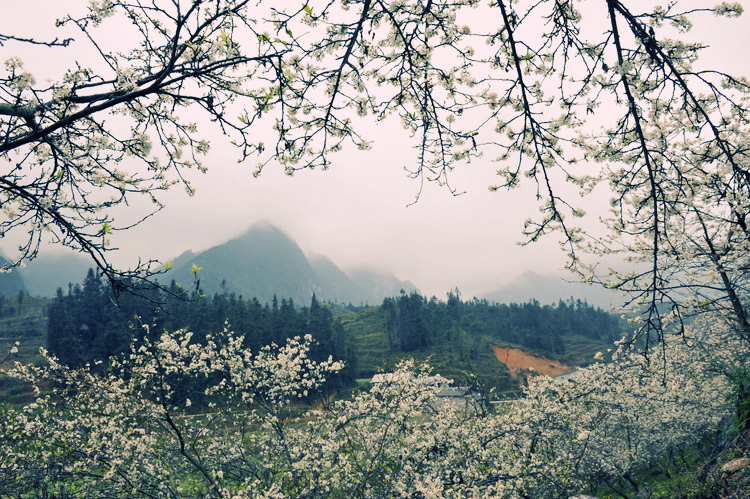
2, 1, 749, 299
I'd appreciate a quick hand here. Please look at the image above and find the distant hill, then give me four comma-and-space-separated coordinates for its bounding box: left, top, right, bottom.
20, 252, 92, 297
165, 222, 418, 305
347, 269, 418, 305
0, 254, 27, 297
482, 270, 625, 310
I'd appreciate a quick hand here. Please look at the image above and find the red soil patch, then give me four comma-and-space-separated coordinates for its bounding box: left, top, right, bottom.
492, 345, 573, 378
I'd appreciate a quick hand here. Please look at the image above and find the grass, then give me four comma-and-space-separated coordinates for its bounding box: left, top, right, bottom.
560, 333, 617, 366
335, 302, 617, 397
0, 295, 50, 407
350, 319, 517, 394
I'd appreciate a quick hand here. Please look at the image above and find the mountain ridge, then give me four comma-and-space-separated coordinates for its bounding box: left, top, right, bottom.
1, 225, 620, 307
165, 222, 419, 305
482, 270, 623, 309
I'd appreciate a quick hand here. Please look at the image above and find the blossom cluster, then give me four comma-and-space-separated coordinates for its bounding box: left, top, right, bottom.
0, 317, 737, 498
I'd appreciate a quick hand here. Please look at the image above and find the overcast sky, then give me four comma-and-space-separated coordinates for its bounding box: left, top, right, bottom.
2, 1, 749, 300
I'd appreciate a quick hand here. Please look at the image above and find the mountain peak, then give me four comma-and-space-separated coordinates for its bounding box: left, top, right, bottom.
165, 223, 418, 305
241, 220, 287, 236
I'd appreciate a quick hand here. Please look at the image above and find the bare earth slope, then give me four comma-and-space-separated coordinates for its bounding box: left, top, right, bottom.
491, 345, 573, 378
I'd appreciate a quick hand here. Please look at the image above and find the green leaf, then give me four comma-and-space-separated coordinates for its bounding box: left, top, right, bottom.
191, 263, 202, 274
164, 262, 173, 271
99, 223, 112, 236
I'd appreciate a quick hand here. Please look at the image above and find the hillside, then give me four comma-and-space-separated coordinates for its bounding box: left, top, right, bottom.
335, 294, 622, 395
0, 294, 47, 342
0, 295, 49, 407
491, 346, 573, 378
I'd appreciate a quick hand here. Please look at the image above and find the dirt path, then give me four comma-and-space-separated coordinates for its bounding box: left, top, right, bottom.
491, 345, 573, 378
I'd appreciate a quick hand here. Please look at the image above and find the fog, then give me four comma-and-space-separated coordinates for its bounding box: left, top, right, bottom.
2, 1, 748, 300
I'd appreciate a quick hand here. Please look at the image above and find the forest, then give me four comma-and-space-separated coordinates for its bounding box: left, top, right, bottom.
44, 270, 623, 387
46, 270, 359, 389
380, 290, 621, 355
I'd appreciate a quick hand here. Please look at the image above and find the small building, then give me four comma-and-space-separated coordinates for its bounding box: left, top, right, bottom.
434, 386, 483, 410
370, 372, 482, 410
370, 372, 449, 387
370, 373, 403, 384
554, 369, 582, 383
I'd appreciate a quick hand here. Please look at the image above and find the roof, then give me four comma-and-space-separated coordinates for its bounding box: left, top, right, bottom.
370, 373, 449, 386
554, 370, 581, 382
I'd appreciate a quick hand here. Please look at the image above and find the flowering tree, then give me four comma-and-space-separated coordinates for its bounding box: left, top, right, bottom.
1, 329, 345, 497
1, 0, 749, 323
3, 2, 748, 493
0, 323, 733, 497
